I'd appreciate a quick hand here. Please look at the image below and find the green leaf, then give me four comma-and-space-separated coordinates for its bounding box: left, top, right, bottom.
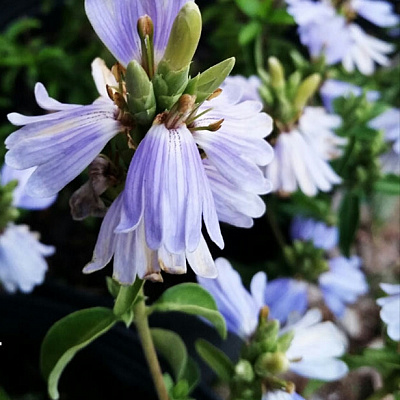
180, 357, 200, 393
151, 328, 188, 382
40, 307, 117, 400
150, 283, 227, 339
374, 174, 400, 195
268, 9, 295, 25
188, 58, 235, 103
235, 0, 262, 18
0, 387, 11, 400
238, 21, 262, 46
339, 190, 360, 257
195, 339, 234, 382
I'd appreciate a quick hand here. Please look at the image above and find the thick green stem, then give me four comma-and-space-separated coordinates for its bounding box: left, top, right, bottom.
134, 287, 169, 400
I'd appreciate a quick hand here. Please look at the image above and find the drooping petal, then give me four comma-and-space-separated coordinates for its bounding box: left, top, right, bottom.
120, 123, 222, 253
6, 103, 121, 197
197, 258, 259, 339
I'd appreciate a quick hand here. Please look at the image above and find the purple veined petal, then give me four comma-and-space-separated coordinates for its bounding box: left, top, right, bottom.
204, 162, 267, 228
222, 76, 262, 103
197, 258, 259, 338
91, 58, 118, 99
85, 0, 193, 67
34, 82, 81, 112
186, 235, 217, 278
6, 105, 121, 197
114, 218, 162, 284
83, 194, 122, 274
250, 271, 268, 310
195, 131, 271, 194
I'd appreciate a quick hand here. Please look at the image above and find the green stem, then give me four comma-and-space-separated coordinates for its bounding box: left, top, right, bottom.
134, 287, 169, 400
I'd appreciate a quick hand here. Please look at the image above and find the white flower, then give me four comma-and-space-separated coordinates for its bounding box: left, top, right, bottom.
0, 224, 55, 293
266, 107, 343, 196
283, 309, 349, 381
377, 283, 400, 341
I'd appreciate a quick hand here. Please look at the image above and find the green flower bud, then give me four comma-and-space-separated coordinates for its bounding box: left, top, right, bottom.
126, 60, 156, 126
161, 2, 202, 71
234, 359, 255, 383
293, 73, 321, 112
255, 352, 290, 377
268, 57, 285, 90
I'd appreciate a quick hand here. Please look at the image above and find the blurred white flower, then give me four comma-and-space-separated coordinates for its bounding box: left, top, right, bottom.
377, 283, 400, 341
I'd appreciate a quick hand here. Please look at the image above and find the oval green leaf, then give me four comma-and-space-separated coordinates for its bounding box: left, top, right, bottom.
195, 339, 234, 382
150, 283, 227, 339
40, 307, 117, 400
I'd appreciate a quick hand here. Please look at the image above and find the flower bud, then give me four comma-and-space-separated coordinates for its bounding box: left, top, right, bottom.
293, 73, 321, 112
126, 60, 156, 126
255, 352, 290, 376
268, 57, 285, 90
161, 2, 202, 71
234, 359, 255, 383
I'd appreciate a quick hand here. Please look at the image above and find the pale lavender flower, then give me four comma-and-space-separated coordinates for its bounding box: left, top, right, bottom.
0, 164, 56, 210
377, 283, 400, 341
198, 258, 349, 381
5, 58, 122, 197
320, 79, 380, 113
349, 0, 400, 28
266, 107, 343, 196
262, 391, 305, 400
319, 256, 369, 318
0, 224, 54, 293
223, 75, 262, 102
85, 0, 192, 67
286, 0, 396, 75
369, 108, 400, 175
290, 216, 338, 251
251, 274, 308, 325
290, 217, 369, 317
85, 82, 274, 282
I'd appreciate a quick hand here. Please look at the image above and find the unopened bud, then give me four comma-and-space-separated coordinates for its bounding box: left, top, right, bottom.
255, 352, 290, 376
268, 57, 285, 90
234, 359, 255, 383
277, 331, 295, 353
161, 2, 202, 71
137, 15, 154, 40
293, 73, 321, 111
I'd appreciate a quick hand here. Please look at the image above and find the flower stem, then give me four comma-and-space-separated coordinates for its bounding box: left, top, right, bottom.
134, 287, 169, 400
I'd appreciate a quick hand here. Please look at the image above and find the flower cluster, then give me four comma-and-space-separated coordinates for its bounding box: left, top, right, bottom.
286, 0, 399, 75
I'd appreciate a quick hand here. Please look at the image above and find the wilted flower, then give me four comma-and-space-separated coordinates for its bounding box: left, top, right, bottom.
377, 283, 400, 341
85, 80, 273, 283
286, 0, 397, 75
266, 107, 343, 196
198, 258, 349, 382
0, 224, 54, 293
